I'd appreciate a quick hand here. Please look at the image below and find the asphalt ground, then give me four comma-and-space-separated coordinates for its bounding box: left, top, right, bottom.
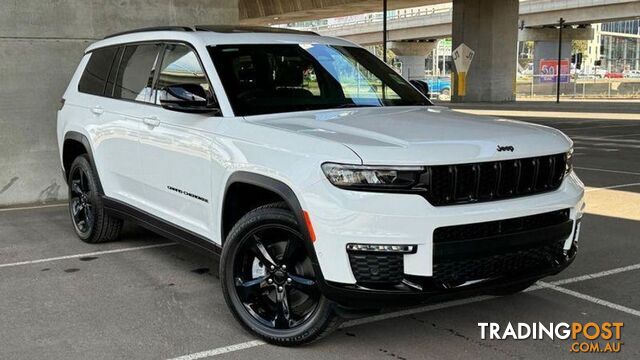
1, 102, 639, 359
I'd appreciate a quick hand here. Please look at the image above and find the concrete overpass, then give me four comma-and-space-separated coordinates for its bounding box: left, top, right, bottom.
239, 0, 446, 26
298, 0, 640, 45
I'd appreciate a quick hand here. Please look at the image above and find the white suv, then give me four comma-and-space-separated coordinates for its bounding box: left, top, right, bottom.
57, 26, 585, 345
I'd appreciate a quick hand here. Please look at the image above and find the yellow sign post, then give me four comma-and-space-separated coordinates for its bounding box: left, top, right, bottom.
457, 72, 467, 97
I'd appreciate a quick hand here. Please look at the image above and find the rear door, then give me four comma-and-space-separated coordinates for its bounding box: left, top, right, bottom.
97, 43, 163, 208
75, 45, 147, 206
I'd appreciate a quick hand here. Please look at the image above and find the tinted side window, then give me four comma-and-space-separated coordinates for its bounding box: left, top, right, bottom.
154, 44, 211, 104
104, 46, 124, 97
78, 47, 118, 96
114, 44, 161, 103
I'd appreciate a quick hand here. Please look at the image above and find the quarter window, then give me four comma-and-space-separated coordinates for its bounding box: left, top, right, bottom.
78, 47, 118, 96
154, 44, 211, 104
113, 44, 162, 103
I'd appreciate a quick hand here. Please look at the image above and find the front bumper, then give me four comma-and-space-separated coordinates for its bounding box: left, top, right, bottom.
300, 172, 584, 307
322, 243, 577, 308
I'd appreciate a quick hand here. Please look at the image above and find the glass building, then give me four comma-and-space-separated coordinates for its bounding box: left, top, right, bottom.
599, 19, 640, 72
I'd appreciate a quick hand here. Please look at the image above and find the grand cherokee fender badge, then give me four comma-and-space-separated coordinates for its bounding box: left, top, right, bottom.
167, 186, 209, 203
497, 145, 515, 152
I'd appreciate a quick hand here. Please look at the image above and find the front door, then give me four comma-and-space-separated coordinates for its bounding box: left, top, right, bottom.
137, 43, 222, 239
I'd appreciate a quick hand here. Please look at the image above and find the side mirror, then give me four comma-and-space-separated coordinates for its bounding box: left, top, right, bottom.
159, 84, 220, 114
409, 80, 430, 99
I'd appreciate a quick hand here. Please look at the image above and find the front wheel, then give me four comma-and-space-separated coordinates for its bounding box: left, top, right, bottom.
221, 203, 341, 346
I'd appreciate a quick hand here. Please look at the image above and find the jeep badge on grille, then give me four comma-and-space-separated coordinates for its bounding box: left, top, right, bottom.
497, 145, 515, 152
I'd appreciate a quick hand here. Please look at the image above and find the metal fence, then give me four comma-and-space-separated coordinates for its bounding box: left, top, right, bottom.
516, 75, 640, 99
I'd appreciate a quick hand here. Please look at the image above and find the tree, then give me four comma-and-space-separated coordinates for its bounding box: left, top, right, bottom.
572, 40, 588, 54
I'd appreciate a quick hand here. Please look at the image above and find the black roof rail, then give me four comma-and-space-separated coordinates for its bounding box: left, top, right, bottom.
103, 26, 194, 39
102, 25, 318, 40
193, 25, 318, 36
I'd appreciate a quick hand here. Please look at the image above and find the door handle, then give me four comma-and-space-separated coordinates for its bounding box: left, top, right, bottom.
91, 106, 104, 115
143, 116, 160, 127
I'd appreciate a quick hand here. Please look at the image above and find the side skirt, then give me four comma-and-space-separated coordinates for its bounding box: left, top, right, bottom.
102, 196, 221, 258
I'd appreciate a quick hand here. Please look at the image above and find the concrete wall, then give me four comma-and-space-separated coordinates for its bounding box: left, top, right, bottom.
0, 0, 238, 207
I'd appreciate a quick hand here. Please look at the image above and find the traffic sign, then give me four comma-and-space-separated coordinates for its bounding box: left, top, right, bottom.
452, 43, 475, 73
452, 43, 475, 97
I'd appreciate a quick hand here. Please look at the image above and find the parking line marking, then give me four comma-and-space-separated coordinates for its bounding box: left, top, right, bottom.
596, 133, 640, 139
0, 203, 67, 212
167, 262, 640, 359
343, 295, 495, 328
563, 124, 640, 131
166, 340, 266, 360
0, 243, 176, 269
344, 262, 640, 327
548, 263, 640, 287
575, 166, 640, 176
586, 182, 640, 192
538, 281, 640, 317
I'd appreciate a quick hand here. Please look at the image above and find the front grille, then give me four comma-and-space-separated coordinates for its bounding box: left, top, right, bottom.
348, 252, 404, 285
434, 209, 570, 244
422, 153, 566, 206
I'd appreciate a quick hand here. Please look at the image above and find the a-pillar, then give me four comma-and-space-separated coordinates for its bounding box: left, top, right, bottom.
388, 41, 437, 81
451, 0, 519, 102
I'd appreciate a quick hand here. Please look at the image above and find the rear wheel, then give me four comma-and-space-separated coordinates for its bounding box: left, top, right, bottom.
221, 203, 341, 346
67, 155, 122, 243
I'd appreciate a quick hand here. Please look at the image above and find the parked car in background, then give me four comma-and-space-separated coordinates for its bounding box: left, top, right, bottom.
411, 77, 451, 100
623, 70, 640, 78
604, 72, 624, 79
593, 68, 608, 78
426, 76, 451, 99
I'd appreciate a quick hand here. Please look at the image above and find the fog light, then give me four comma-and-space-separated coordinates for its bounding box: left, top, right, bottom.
346, 243, 416, 253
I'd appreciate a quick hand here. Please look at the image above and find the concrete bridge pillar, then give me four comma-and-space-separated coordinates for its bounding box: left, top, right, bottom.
451, 0, 519, 102
388, 41, 436, 81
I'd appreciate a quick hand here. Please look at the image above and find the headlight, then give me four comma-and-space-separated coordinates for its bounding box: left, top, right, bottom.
565, 148, 573, 176
321, 163, 424, 190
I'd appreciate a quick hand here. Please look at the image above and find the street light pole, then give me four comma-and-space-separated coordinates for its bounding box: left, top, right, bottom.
556, 17, 565, 104
383, 0, 388, 63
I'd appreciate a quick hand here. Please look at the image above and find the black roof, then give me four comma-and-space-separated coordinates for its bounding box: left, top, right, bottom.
103, 25, 317, 39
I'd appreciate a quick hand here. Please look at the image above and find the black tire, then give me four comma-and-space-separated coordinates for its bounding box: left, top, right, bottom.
67, 155, 122, 243
221, 202, 341, 346
489, 279, 538, 296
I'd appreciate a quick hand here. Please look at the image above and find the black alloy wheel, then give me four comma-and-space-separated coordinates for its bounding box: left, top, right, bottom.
67, 155, 122, 243
233, 224, 320, 330
69, 164, 95, 238
221, 203, 340, 345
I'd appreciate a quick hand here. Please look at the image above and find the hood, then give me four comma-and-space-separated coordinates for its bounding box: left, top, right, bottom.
246, 106, 572, 165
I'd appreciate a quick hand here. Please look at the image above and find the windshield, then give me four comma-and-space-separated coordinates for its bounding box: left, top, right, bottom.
208, 44, 431, 116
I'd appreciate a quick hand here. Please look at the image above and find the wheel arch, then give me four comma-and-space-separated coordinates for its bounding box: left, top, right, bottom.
221, 172, 323, 275
62, 131, 103, 194
221, 172, 309, 242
